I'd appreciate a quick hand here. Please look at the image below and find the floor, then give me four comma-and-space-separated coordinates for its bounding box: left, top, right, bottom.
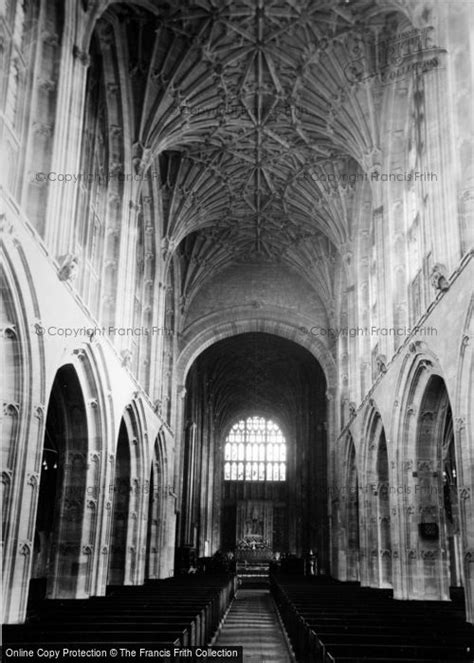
213, 589, 296, 663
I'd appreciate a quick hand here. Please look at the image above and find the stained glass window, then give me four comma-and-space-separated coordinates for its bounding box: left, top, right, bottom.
223, 416, 287, 481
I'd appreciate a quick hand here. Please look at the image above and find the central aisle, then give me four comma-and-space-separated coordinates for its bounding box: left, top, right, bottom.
213, 589, 296, 662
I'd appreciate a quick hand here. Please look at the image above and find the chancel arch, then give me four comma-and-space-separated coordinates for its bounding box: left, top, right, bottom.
176, 332, 328, 573
176, 315, 337, 396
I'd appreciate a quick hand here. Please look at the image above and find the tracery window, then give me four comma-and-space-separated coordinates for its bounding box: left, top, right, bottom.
224, 416, 286, 482
75, 35, 107, 318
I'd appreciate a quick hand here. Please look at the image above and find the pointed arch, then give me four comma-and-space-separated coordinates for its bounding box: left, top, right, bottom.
108, 400, 147, 586
146, 431, 168, 579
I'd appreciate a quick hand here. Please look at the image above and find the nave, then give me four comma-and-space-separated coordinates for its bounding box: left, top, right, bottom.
213, 589, 295, 663
2, 0, 474, 652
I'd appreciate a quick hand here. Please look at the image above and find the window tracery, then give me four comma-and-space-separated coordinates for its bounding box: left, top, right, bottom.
224, 416, 286, 482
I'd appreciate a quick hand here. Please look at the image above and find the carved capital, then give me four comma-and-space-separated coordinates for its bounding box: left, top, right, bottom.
27, 473, 40, 488
3, 402, 20, 416
19, 542, 32, 556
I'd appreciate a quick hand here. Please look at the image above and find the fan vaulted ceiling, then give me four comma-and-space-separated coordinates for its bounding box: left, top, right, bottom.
98, 0, 412, 304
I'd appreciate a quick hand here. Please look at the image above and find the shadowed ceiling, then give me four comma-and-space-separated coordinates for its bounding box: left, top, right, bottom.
188, 332, 327, 431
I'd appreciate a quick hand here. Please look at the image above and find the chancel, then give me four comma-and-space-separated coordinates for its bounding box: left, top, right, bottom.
2, 0, 474, 660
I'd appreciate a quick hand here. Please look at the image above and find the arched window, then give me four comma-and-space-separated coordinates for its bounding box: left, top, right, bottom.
224, 416, 286, 482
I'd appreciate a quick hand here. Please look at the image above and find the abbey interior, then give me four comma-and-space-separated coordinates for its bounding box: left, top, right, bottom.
1, 0, 474, 660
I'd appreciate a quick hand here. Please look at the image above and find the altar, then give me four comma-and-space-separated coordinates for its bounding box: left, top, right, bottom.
235, 501, 273, 562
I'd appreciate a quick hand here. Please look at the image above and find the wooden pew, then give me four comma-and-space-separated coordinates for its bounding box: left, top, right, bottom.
3, 574, 237, 653
271, 574, 474, 662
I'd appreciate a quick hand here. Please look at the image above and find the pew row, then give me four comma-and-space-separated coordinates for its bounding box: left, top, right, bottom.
3, 574, 237, 651
271, 575, 474, 663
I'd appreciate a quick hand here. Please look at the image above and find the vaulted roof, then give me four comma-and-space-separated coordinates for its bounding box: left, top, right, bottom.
96, 0, 414, 307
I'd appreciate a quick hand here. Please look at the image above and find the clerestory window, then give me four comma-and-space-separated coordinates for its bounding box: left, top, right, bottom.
223, 416, 286, 481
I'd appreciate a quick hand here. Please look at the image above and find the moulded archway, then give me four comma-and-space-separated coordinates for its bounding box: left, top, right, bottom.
177, 315, 337, 398
31, 365, 89, 600
2, 237, 46, 624
454, 303, 474, 624
177, 331, 329, 571
397, 358, 463, 603
361, 408, 392, 589
145, 434, 167, 580
346, 437, 360, 582
332, 433, 360, 582
108, 402, 146, 587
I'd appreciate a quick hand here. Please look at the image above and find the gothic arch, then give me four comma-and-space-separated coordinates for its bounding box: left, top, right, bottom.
177, 315, 337, 395
346, 436, 360, 582
2, 238, 45, 624
394, 348, 462, 603
59, 342, 115, 598
108, 400, 147, 586
334, 434, 360, 582
146, 432, 168, 580
360, 405, 392, 589
453, 301, 474, 622
32, 364, 90, 601
79, 0, 160, 56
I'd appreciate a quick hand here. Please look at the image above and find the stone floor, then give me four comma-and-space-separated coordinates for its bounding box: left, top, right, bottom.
213, 589, 296, 663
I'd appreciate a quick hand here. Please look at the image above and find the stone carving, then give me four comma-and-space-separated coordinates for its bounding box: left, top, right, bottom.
58, 254, 80, 282
375, 354, 387, 373
121, 349, 132, 367
72, 45, 91, 67
464, 550, 474, 564
420, 549, 438, 560
430, 264, 450, 291
3, 402, 20, 416
27, 473, 39, 487
458, 487, 471, 501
